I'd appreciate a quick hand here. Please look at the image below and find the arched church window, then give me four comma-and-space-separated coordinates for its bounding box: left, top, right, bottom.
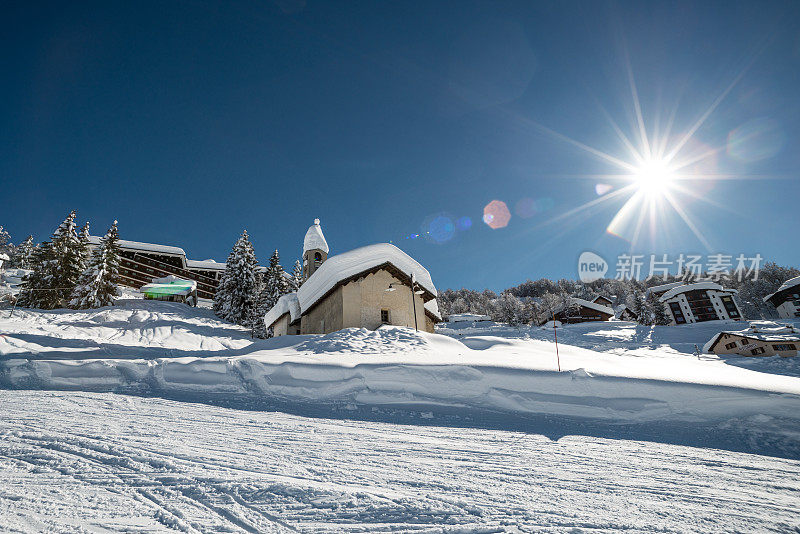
314, 252, 322, 262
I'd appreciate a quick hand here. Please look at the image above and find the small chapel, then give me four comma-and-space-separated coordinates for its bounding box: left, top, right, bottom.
264, 219, 441, 336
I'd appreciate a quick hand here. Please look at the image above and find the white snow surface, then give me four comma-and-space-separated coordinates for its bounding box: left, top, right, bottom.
302, 218, 329, 254
3, 302, 800, 529
2, 300, 800, 439
3, 390, 799, 532
296, 243, 436, 312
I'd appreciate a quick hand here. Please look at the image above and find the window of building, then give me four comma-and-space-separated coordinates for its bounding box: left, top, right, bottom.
314, 252, 322, 262
381, 309, 390, 324
669, 302, 685, 324
725, 342, 737, 350
750, 347, 766, 355
772, 344, 797, 351
720, 296, 739, 318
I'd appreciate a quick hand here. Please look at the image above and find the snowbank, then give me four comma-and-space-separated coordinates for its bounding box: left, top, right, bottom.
3, 301, 800, 433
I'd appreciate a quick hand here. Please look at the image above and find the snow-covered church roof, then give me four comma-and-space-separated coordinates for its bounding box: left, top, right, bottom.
303, 219, 329, 255
263, 292, 302, 328
297, 243, 436, 313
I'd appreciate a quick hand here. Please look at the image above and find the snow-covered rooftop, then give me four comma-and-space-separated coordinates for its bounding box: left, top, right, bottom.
186, 259, 226, 270
264, 292, 302, 328
646, 281, 686, 295
296, 243, 436, 314
88, 235, 186, 257
658, 282, 736, 303
303, 219, 329, 255
763, 275, 800, 303
0, 253, 9, 261
423, 299, 441, 321
554, 297, 614, 316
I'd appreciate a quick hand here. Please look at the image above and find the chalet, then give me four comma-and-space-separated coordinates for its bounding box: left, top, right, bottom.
647, 281, 742, 325
88, 236, 226, 300
540, 297, 614, 325
592, 295, 614, 308
763, 276, 800, 319
265, 220, 440, 336
615, 304, 638, 322
704, 325, 799, 357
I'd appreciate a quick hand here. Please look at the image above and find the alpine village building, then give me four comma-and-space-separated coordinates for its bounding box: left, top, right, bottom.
763, 275, 800, 319
264, 219, 440, 336
704, 325, 799, 357
646, 281, 743, 325
87, 236, 226, 300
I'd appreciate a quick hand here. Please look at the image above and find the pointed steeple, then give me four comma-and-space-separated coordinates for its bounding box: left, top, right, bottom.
302, 219, 329, 281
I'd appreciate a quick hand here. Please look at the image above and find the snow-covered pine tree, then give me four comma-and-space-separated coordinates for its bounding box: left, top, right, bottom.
630, 291, 649, 325
290, 259, 303, 291
0, 226, 12, 258
16, 242, 55, 308
17, 211, 85, 309
213, 247, 237, 319
213, 231, 259, 327
651, 292, 670, 325
78, 221, 91, 267
69, 221, 121, 309
12, 235, 35, 269
253, 250, 290, 338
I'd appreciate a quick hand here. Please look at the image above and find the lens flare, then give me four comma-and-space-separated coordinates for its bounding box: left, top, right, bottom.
456, 216, 472, 230
422, 214, 456, 244
595, 183, 613, 196
514, 197, 537, 218
727, 118, 785, 162
483, 200, 511, 229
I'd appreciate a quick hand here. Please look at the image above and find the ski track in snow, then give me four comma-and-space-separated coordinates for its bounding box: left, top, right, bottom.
2, 391, 800, 533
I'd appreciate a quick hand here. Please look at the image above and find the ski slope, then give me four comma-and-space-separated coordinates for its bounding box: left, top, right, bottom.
2, 390, 799, 533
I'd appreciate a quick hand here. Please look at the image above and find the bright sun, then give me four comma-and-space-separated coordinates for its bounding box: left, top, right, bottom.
633, 158, 675, 197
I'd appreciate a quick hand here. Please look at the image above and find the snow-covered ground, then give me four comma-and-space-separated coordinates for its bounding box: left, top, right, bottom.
2, 300, 800, 456
2, 390, 799, 533
2, 300, 800, 530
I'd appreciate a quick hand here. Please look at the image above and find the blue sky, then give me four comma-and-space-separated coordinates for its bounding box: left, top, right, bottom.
3, 1, 799, 290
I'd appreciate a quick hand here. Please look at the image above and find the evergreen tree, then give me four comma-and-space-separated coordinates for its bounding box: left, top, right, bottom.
651, 293, 671, 325
0, 226, 12, 258
18, 211, 85, 309
213, 231, 259, 327
69, 221, 121, 309
78, 221, 92, 267
254, 250, 290, 338
630, 291, 649, 325
16, 242, 55, 308
12, 235, 35, 269
290, 259, 303, 291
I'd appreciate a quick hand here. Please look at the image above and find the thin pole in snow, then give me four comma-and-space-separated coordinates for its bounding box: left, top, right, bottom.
552, 310, 561, 372
410, 273, 418, 332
